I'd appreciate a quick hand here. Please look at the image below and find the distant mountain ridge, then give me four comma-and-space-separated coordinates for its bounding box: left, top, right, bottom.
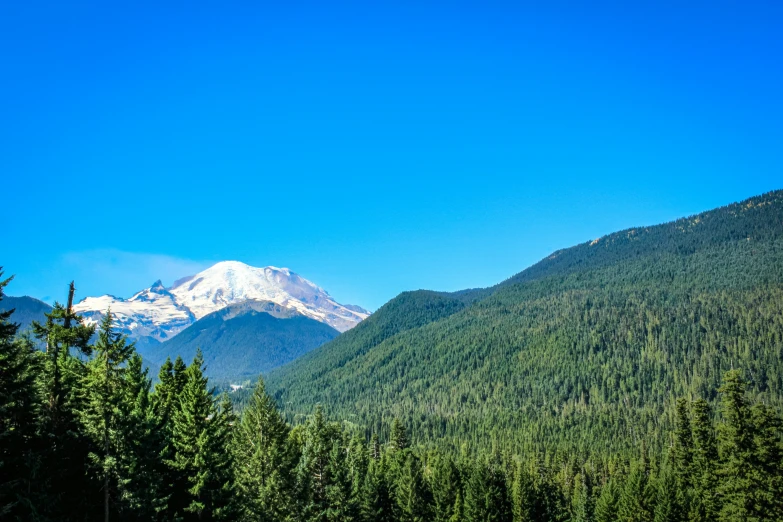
146, 302, 340, 380
73, 261, 369, 349
0, 295, 52, 334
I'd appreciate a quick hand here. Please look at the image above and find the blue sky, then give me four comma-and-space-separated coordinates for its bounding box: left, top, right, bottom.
1, 1, 781, 310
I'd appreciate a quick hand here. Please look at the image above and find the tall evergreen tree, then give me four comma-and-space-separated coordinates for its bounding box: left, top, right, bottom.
325, 439, 357, 521
689, 398, 719, 522
617, 462, 654, 522
120, 353, 167, 520
32, 285, 96, 520
0, 272, 44, 520
511, 461, 536, 522
360, 457, 395, 522
571, 471, 594, 522
80, 312, 135, 522
464, 458, 511, 522
672, 398, 694, 491
390, 418, 410, 452
717, 370, 756, 522
749, 402, 783, 520
431, 454, 461, 522
593, 478, 620, 522
233, 377, 297, 522
653, 461, 685, 522
296, 406, 341, 521
168, 350, 235, 521
395, 451, 431, 522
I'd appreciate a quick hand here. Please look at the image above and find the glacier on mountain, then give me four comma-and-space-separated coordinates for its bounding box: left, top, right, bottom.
73, 261, 368, 344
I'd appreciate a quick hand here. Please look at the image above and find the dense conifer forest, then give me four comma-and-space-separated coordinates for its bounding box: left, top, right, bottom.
2, 191, 783, 521
266, 191, 783, 457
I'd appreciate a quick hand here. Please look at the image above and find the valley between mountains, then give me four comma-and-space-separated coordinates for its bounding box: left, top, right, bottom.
5, 190, 783, 452
4, 190, 783, 522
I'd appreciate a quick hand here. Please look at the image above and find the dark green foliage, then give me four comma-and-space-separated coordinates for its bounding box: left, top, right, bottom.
717, 370, 783, 522
360, 457, 395, 522
233, 377, 297, 521
431, 455, 461, 522
168, 350, 236, 521
32, 286, 96, 520
395, 451, 431, 522
390, 418, 410, 452
325, 440, 358, 521
617, 455, 655, 522
593, 478, 620, 522
0, 273, 45, 520
150, 305, 340, 380
295, 406, 344, 521
511, 461, 537, 522
463, 457, 512, 522
267, 191, 783, 457
571, 471, 595, 522
654, 462, 686, 522
688, 399, 718, 521
80, 312, 136, 520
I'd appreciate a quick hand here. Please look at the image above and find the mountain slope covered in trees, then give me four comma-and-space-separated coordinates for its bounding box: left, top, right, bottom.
267, 190, 783, 455
0, 295, 52, 334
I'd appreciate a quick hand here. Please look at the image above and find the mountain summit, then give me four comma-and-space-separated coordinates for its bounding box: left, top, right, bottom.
168, 261, 367, 331
72, 261, 368, 348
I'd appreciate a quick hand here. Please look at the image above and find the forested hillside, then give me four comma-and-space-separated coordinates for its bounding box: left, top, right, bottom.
4, 265, 783, 521
0, 295, 51, 334
267, 190, 783, 456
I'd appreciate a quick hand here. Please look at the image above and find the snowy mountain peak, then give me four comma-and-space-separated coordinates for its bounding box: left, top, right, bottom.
72, 261, 368, 346
168, 262, 366, 331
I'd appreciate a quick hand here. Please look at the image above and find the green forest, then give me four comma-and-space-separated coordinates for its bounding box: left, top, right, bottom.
2, 191, 783, 521
266, 191, 783, 457
2, 272, 783, 521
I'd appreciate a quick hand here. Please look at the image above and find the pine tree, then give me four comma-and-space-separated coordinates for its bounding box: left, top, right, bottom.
152, 358, 176, 424
32, 284, 96, 520
120, 353, 167, 520
0, 272, 44, 520
689, 398, 719, 521
672, 398, 693, 491
511, 461, 536, 522
450, 489, 464, 522
749, 402, 783, 520
346, 433, 368, 512
296, 405, 341, 521
369, 433, 381, 461
653, 461, 685, 522
168, 350, 235, 521
571, 471, 594, 522
360, 457, 394, 522
150, 356, 183, 520
325, 439, 357, 521
431, 454, 460, 522
80, 312, 135, 522
464, 458, 511, 522
593, 478, 620, 522
233, 377, 297, 522
617, 460, 654, 522
390, 418, 410, 452
717, 370, 755, 522
395, 451, 431, 522
172, 356, 188, 396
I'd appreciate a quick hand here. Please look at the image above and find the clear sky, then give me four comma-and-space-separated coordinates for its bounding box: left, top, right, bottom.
1, 1, 781, 310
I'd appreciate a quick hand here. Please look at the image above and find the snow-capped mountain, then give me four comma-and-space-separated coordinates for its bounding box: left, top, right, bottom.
73, 261, 369, 345
169, 262, 368, 331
